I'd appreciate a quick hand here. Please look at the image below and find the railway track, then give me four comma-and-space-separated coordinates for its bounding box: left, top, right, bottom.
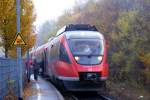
100, 95, 112, 100
63, 91, 113, 100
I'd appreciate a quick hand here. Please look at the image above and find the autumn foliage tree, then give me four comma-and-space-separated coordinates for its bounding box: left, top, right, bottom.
0, 0, 36, 58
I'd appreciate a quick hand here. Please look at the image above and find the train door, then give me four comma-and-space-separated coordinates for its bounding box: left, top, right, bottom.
43, 48, 48, 76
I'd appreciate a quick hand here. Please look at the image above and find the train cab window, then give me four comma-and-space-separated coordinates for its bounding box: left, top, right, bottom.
68, 39, 104, 65
69, 39, 103, 55
59, 44, 71, 63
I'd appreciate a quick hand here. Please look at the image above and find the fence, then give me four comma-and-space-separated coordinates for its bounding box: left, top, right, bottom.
0, 58, 25, 100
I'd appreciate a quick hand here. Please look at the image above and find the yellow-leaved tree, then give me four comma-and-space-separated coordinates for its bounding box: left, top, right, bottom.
0, 0, 36, 58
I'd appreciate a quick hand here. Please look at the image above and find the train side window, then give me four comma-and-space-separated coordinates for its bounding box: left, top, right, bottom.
59, 44, 71, 63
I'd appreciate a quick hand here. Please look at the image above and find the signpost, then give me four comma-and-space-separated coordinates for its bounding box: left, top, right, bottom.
12, 33, 26, 100
15, 0, 26, 99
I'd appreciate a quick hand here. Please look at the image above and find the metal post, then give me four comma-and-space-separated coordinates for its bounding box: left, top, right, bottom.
16, 0, 20, 33
17, 47, 23, 100
16, 0, 23, 99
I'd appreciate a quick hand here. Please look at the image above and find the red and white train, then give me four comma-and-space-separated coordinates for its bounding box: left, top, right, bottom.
30, 24, 109, 91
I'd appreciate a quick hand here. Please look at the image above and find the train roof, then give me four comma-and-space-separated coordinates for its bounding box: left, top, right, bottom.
56, 24, 98, 36
64, 31, 104, 40
48, 37, 54, 42
44, 42, 51, 49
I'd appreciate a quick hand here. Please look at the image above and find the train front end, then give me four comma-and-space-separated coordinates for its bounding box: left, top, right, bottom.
56, 28, 109, 91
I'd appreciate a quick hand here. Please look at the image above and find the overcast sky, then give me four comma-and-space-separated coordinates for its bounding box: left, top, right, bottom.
32, 0, 76, 27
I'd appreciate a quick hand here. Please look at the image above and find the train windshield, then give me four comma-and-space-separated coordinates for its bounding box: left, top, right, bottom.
68, 39, 103, 56
68, 38, 104, 65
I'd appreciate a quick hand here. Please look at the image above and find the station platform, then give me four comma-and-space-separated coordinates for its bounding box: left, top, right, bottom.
23, 75, 64, 100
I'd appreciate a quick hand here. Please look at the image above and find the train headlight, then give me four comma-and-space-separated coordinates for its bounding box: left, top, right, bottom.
74, 56, 80, 61
98, 56, 103, 61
